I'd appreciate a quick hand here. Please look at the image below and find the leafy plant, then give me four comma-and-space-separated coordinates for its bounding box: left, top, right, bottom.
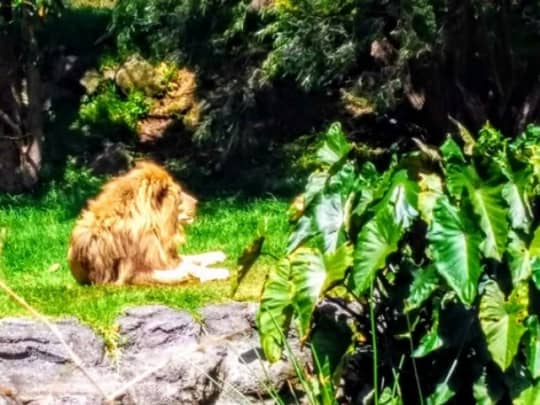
78, 83, 149, 135
110, 0, 257, 64
259, 0, 360, 91
251, 122, 540, 403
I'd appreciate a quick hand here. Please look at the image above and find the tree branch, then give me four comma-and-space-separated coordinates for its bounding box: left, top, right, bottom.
0, 108, 22, 136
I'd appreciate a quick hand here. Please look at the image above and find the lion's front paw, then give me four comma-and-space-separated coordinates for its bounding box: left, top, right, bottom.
192, 267, 230, 282
195, 251, 227, 266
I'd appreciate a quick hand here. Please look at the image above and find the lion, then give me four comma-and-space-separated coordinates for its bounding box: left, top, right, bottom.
68, 161, 230, 285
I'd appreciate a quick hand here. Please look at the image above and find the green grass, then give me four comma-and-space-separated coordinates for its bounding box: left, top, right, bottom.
0, 171, 290, 341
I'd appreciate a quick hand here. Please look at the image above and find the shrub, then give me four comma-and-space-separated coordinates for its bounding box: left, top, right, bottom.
78, 83, 149, 135
259, 0, 360, 91
254, 122, 540, 403
110, 0, 255, 63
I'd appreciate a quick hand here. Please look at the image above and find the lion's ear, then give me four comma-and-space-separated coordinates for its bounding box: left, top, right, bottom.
152, 181, 171, 208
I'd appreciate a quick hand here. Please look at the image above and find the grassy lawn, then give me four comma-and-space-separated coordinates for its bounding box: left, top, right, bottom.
0, 172, 290, 340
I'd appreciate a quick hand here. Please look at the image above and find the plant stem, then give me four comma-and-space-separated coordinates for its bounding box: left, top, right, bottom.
405, 312, 424, 405
369, 280, 379, 405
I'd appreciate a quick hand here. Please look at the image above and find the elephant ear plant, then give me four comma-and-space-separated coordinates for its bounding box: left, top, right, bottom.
250, 122, 540, 404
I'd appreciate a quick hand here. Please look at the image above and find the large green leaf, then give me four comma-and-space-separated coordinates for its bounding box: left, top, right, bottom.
440, 138, 465, 163
290, 248, 326, 338
326, 161, 357, 197
314, 193, 345, 253
304, 171, 329, 206
412, 326, 444, 358
529, 225, 540, 258
351, 207, 403, 295
513, 382, 540, 405
323, 243, 354, 289
473, 368, 504, 405
426, 380, 455, 405
507, 232, 533, 285
405, 265, 440, 312
257, 259, 294, 363
526, 316, 540, 379
428, 197, 483, 305
372, 170, 419, 229
479, 280, 528, 371
290, 245, 353, 337
287, 216, 313, 254
444, 162, 468, 198
447, 165, 509, 260
502, 180, 531, 232
418, 172, 443, 224
469, 182, 509, 260
452, 118, 476, 155
316, 122, 351, 167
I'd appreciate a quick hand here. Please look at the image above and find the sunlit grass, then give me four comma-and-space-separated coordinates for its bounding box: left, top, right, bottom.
65, 0, 116, 9
0, 178, 289, 335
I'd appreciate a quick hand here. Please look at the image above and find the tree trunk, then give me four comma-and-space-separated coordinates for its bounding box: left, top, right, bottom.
0, 3, 43, 193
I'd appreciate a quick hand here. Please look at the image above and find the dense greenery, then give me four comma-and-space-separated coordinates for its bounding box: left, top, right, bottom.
107, 0, 540, 148
79, 84, 149, 134
254, 122, 540, 403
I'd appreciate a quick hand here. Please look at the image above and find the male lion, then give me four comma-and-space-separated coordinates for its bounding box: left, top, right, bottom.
68, 161, 230, 285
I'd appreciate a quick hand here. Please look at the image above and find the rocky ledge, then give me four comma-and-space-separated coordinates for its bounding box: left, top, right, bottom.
0, 302, 307, 404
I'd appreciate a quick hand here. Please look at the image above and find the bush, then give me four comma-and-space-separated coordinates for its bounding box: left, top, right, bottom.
79, 83, 149, 136
259, 0, 360, 91
254, 122, 540, 403
110, 0, 255, 63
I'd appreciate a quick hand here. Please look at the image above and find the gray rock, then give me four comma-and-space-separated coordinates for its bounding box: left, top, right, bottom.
201, 302, 257, 337
117, 305, 200, 354
122, 346, 226, 404
201, 302, 308, 403
89, 141, 132, 176
0, 317, 117, 403
0, 317, 104, 365
0, 303, 310, 404
115, 55, 166, 96
116, 305, 224, 404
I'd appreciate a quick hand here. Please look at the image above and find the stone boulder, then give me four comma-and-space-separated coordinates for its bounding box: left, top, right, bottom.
0, 317, 118, 404
115, 55, 167, 97
0, 302, 309, 404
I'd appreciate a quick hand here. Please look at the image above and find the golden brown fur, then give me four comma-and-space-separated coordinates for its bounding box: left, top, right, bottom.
68, 161, 228, 285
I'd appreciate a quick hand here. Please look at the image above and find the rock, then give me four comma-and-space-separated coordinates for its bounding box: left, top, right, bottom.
80, 69, 102, 95
121, 345, 226, 404
370, 38, 397, 66
201, 303, 308, 403
201, 302, 257, 337
136, 117, 175, 143
150, 68, 197, 117
0, 303, 310, 404
89, 141, 132, 175
115, 55, 166, 96
136, 68, 201, 141
0, 317, 118, 402
116, 305, 226, 404
117, 305, 200, 354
